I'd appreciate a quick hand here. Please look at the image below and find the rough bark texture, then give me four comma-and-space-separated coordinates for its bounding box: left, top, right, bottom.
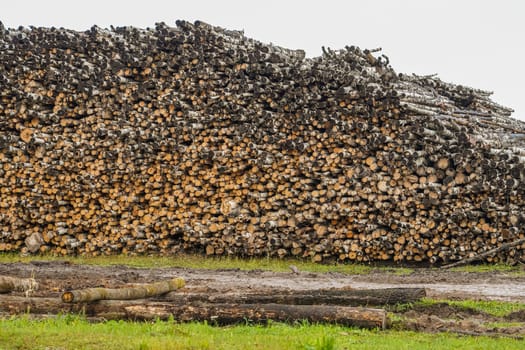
123, 303, 387, 329
61, 277, 185, 302
0, 20, 524, 264
441, 238, 525, 269
0, 295, 386, 328
0, 275, 38, 293
158, 288, 426, 306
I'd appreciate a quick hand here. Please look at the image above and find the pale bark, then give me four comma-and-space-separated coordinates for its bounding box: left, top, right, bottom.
61, 278, 185, 303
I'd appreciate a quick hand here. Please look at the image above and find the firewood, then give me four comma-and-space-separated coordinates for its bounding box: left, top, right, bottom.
441, 238, 525, 269
0, 21, 524, 264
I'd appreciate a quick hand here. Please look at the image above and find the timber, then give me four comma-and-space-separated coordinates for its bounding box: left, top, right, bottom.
159, 287, 427, 306
61, 277, 185, 302
124, 303, 387, 329
0, 295, 386, 329
0, 20, 524, 264
0, 275, 38, 294
441, 238, 525, 269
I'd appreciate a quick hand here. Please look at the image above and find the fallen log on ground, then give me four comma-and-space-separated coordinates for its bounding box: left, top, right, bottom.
159, 287, 426, 306
0, 295, 386, 329
0, 276, 38, 294
61, 277, 185, 302
0, 296, 69, 315
124, 302, 387, 329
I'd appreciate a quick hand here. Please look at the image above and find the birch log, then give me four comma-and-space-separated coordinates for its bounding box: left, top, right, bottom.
0, 21, 524, 264
441, 238, 525, 269
61, 278, 185, 303
0, 276, 38, 293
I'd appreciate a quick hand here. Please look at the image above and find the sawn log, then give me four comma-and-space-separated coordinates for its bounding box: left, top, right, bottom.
0, 295, 387, 329
61, 277, 185, 302
124, 302, 387, 329
158, 287, 426, 306
0, 275, 38, 294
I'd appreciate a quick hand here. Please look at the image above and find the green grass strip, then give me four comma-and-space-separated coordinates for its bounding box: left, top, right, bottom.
0, 315, 523, 350
0, 253, 383, 274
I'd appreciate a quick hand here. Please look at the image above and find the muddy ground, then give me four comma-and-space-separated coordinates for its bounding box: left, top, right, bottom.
1, 261, 525, 337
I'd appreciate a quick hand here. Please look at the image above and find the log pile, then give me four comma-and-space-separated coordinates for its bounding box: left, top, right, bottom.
0, 295, 388, 328
0, 20, 524, 264
4, 278, 424, 328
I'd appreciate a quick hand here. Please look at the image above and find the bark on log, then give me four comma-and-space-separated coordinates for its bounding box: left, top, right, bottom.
441, 238, 525, 269
61, 278, 185, 303
159, 288, 426, 306
0, 296, 386, 329
0, 276, 38, 293
124, 303, 387, 329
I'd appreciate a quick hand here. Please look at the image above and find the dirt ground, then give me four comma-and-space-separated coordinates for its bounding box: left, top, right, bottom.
1, 261, 525, 337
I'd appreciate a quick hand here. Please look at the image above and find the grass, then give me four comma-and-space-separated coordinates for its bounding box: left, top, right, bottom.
1, 252, 522, 276
0, 252, 384, 274
391, 298, 525, 318
0, 315, 523, 350
434, 299, 525, 318
1, 254, 523, 349
485, 321, 524, 329
448, 263, 525, 275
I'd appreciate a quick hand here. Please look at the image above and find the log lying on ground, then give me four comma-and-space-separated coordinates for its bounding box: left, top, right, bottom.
0, 275, 38, 293
159, 288, 426, 306
61, 277, 185, 302
125, 303, 387, 329
0, 20, 524, 264
0, 295, 386, 329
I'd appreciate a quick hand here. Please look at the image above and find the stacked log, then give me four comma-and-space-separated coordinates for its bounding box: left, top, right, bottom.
0, 20, 524, 264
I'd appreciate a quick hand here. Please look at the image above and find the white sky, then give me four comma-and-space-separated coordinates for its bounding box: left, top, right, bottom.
3, 0, 524, 121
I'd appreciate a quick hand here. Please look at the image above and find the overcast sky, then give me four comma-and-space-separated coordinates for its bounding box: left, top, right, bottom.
3, 0, 524, 121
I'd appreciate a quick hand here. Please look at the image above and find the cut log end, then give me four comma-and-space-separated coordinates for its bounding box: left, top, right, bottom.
61, 291, 74, 303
